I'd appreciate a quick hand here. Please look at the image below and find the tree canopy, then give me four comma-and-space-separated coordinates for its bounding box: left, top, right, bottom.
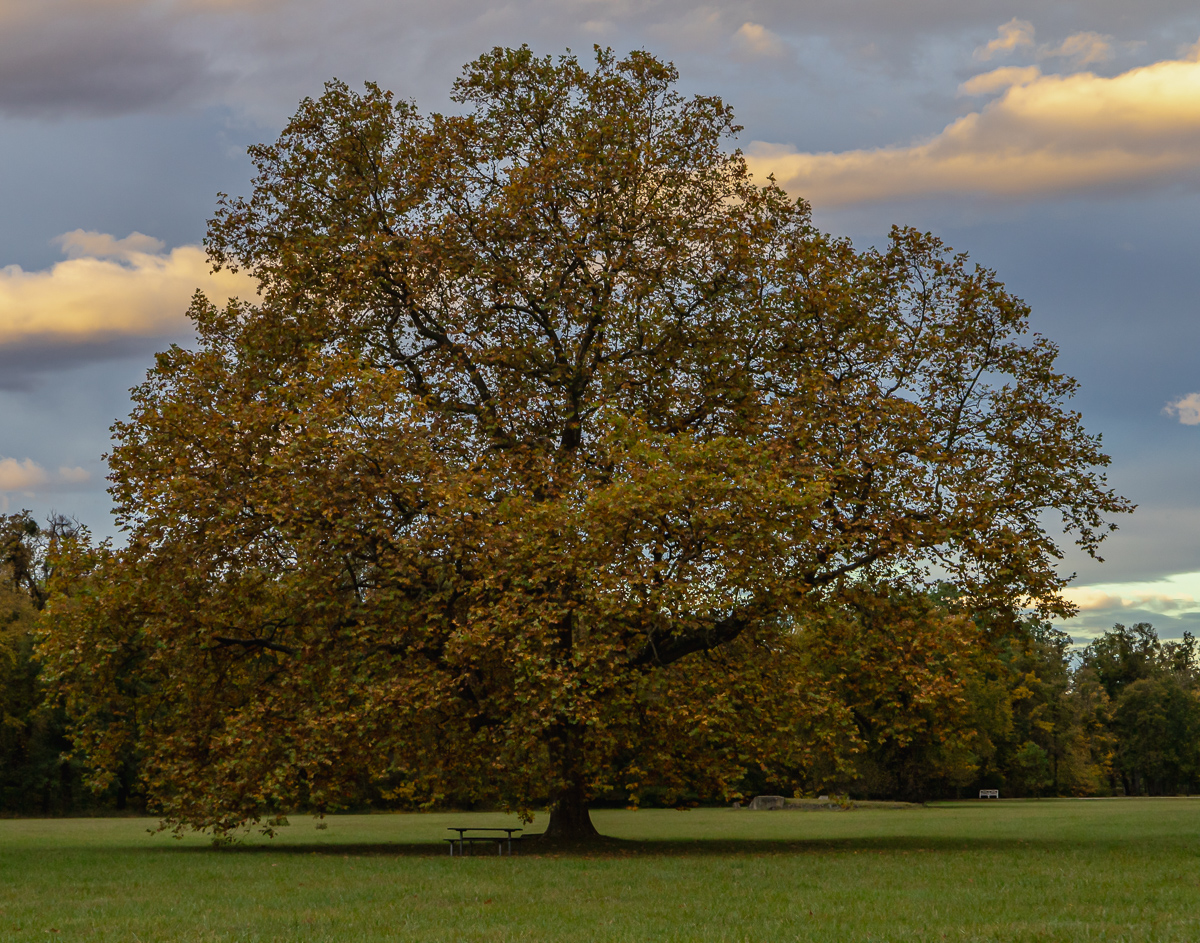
41, 46, 1129, 838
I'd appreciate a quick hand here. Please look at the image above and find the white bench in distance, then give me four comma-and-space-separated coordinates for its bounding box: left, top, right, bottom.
979, 789, 999, 799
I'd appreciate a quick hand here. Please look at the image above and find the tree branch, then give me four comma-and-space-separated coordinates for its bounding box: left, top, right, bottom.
209, 637, 298, 656
629, 612, 751, 667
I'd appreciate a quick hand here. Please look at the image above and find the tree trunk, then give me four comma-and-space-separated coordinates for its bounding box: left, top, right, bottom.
540, 722, 600, 841
542, 783, 600, 841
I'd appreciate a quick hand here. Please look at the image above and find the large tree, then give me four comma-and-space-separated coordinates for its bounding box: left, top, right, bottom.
41, 47, 1129, 838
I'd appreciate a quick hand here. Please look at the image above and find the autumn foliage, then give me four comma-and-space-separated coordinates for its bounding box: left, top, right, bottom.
39, 47, 1128, 837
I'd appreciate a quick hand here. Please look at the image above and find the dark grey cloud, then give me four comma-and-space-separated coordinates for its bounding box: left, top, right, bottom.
209, 0, 1200, 156
4, 0, 1198, 121
0, 8, 217, 118
0, 333, 184, 392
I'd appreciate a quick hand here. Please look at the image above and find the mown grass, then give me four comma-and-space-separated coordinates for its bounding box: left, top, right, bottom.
1, 799, 1197, 941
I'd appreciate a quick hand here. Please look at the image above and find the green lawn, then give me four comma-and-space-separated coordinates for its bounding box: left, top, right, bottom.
0, 800, 1197, 941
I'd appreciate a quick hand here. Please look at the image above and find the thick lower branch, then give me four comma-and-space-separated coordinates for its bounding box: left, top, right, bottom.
629, 612, 750, 667
209, 637, 298, 656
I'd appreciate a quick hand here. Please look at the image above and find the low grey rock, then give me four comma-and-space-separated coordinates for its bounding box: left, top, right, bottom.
749, 795, 786, 811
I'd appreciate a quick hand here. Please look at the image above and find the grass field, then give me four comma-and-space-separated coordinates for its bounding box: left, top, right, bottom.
1, 799, 1197, 941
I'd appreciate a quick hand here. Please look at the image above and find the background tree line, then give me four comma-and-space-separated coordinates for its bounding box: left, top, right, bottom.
0, 512, 100, 814
1, 512, 144, 815
801, 609, 1200, 802
5, 509, 1197, 814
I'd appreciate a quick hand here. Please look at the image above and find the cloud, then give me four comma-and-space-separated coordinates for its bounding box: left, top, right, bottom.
0, 458, 48, 492
0, 2, 216, 117
1042, 31, 1114, 66
733, 22, 786, 59
1056, 570, 1200, 637
53, 230, 166, 261
0, 235, 245, 391
0, 458, 91, 511
745, 45, 1200, 205
1065, 587, 1200, 613
0, 0, 1193, 123
1165, 392, 1200, 424
959, 65, 1042, 96
1062, 570, 1200, 614
0, 231, 256, 369
57, 466, 91, 484
974, 18, 1035, 61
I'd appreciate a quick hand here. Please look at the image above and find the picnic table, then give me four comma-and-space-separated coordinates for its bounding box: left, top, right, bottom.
445, 826, 523, 856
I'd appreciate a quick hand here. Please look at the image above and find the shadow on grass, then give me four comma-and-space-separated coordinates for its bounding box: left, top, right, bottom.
157, 833, 1127, 859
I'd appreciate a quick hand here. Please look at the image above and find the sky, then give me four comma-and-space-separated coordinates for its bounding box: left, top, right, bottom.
1, 0, 1199, 639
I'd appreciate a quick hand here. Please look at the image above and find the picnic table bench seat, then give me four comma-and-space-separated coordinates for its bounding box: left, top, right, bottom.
446, 827, 523, 856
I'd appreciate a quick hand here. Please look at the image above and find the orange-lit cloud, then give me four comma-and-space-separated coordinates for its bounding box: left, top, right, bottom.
1043, 31, 1113, 66
733, 22, 786, 58
0, 457, 48, 492
53, 229, 165, 259
973, 20, 1113, 67
0, 458, 88, 490
1057, 570, 1200, 636
974, 18, 1034, 61
745, 43, 1200, 205
1065, 588, 1198, 613
958, 65, 1042, 95
0, 458, 91, 510
0, 231, 256, 348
